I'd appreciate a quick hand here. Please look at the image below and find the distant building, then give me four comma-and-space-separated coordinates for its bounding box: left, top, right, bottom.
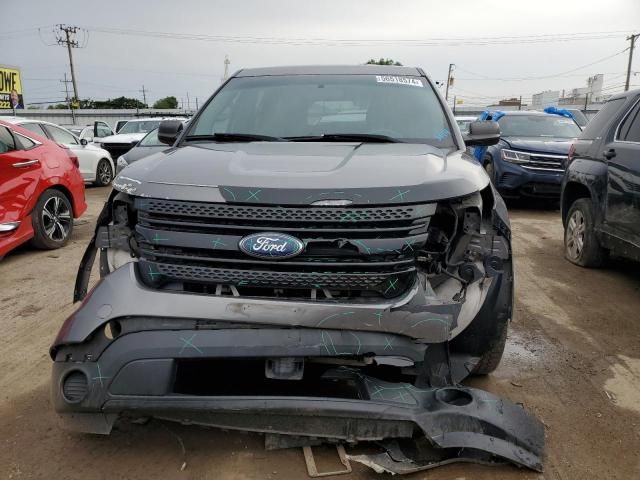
559, 74, 604, 105
532, 90, 560, 108
496, 97, 522, 107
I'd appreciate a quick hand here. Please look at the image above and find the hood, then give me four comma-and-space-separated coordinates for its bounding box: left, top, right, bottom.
101, 132, 146, 144
113, 142, 490, 205
82, 142, 111, 156
122, 145, 168, 163
502, 136, 575, 155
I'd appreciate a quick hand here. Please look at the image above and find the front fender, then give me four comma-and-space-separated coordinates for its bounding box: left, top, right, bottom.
561, 158, 607, 225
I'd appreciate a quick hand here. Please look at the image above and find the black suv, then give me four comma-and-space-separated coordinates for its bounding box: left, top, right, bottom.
52, 66, 543, 473
562, 89, 640, 267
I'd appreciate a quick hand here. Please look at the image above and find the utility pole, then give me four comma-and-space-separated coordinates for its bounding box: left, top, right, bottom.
195, 97, 199, 110
445, 63, 455, 102
625, 34, 639, 91
222, 55, 230, 82
56, 25, 81, 104
60, 73, 76, 123
186, 92, 190, 111
518, 96, 522, 111
453, 96, 457, 114
583, 92, 590, 113
139, 85, 147, 107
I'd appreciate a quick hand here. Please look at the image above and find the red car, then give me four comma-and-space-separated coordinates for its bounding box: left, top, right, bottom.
0, 119, 87, 258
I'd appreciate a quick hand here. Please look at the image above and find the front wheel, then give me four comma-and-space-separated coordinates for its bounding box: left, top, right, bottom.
94, 159, 113, 186
30, 190, 74, 249
471, 322, 508, 375
564, 198, 607, 267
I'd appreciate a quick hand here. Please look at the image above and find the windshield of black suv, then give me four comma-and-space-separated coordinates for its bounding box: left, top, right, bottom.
118, 120, 162, 134
187, 75, 456, 147
498, 114, 581, 138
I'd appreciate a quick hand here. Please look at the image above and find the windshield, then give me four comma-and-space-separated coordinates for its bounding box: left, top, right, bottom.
187, 75, 455, 147
139, 128, 163, 146
119, 120, 162, 134
498, 115, 581, 138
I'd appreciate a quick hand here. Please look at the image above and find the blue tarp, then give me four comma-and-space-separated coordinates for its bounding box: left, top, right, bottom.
473, 111, 505, 160
543, 106, 574, 119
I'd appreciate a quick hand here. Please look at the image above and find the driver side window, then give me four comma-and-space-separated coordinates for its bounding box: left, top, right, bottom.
0, 126, 16, 153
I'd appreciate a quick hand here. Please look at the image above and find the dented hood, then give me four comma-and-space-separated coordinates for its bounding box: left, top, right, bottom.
113, 142, 489, 204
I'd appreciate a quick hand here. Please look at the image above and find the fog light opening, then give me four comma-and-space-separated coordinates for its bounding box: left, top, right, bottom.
61, 370, 89, 403
436, 387, 473, 406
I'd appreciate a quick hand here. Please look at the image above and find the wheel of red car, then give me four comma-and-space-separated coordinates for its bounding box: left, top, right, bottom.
30, 189, 74, 250
94, 159, 113, 186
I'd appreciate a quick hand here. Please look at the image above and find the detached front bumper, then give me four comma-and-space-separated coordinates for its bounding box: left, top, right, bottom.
51, 261, 543, 473
54, 364, 543, 472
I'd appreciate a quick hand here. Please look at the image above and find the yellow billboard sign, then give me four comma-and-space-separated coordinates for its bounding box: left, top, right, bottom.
0, 66, 24, 109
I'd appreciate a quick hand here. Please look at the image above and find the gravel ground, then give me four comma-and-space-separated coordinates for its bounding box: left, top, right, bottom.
1, 186, 639, 479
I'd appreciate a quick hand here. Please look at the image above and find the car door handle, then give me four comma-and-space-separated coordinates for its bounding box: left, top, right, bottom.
603, 148, 616, 160
12, 159, 40, 168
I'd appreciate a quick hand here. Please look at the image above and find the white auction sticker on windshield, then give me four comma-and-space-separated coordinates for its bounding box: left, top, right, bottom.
375, 75, 424, 87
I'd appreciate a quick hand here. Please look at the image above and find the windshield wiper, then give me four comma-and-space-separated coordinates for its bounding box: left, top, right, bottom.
184, 133, 287, 142
285, 133, 401, 143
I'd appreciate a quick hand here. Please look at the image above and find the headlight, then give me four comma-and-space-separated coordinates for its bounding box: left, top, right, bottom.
116, 156, 129, 174
501, 149, 531, 164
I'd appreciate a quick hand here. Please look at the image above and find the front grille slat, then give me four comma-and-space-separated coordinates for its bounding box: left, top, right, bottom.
134, 198, 434, 299
521, 152, 566, 172
138, 246, 416, 269
138, 213, 428, 235
137, 199, 435, 223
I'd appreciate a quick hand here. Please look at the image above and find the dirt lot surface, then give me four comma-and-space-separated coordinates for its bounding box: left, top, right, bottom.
1, 186, 639, 479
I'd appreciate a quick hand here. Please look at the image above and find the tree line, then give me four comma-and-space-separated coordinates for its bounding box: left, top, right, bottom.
46, 96, 179, 110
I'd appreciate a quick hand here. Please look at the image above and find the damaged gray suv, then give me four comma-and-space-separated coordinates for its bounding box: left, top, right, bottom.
52, 66, 543, 474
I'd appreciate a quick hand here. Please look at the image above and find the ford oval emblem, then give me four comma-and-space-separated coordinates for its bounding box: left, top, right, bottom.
238, 232, 305, 259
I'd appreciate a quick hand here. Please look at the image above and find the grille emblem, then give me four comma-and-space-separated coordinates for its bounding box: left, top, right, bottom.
238, 233, 305, 260
311, 199, 353, 206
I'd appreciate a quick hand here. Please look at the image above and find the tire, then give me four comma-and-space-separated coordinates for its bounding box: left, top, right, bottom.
472, 322, 508, 375
94, 159, 113, 186
30, 189, 74, 249
564, 198, 607, 267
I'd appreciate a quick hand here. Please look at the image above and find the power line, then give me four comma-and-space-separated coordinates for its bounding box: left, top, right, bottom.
83, 26, 638, 47
456, 48, 629, 81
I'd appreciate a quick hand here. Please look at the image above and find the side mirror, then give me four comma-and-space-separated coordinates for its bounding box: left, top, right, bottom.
80, 138, 88, 146
158, 120, 184, 145
463, 121, 500, 147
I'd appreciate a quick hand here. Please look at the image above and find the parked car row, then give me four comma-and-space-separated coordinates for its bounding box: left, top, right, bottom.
0, 120, 87, 257
0, 115, 192, 258
453, 95, 640, 268
2, 118, 116, 186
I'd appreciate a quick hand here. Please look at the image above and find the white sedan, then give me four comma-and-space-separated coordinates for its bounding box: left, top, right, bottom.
1, 118, 115, 186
